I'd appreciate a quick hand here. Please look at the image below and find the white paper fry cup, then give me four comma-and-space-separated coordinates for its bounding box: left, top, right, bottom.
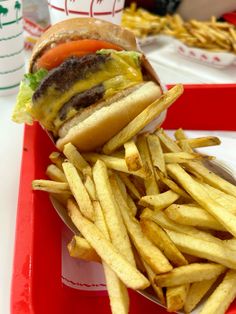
0, 0, 25, 96
48, 0, 125, 25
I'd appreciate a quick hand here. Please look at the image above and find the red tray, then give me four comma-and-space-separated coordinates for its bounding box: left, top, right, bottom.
11, 84, 236, 314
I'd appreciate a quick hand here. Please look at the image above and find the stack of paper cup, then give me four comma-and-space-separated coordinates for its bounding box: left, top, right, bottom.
0, 0, 25, 96
48, 0, 125, 26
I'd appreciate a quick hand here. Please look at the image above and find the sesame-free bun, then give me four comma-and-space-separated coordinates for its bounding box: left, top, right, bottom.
56, 81, 162, 152
29, 17, 138, 73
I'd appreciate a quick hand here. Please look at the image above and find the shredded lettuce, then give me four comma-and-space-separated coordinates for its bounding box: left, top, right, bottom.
97, 49, 141, 66
12, 69, 48, 124
24, 68, 48, 91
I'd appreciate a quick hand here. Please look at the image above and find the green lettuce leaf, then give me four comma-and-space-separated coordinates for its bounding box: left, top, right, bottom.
12, 69, 48, 124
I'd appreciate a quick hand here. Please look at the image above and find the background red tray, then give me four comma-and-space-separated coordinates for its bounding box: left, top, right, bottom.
11, 84, 236, 314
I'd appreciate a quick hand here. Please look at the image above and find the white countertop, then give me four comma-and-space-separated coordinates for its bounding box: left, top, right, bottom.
1, 43, 236, 314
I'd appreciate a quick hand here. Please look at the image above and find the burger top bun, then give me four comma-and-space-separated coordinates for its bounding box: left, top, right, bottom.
29, 17, 138, 73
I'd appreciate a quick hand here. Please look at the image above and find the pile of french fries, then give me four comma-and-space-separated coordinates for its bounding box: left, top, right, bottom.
122, 3, 236, 54
32, 84, 236, 314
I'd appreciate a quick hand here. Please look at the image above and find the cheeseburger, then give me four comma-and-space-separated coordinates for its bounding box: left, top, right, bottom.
12, 18, 163, 151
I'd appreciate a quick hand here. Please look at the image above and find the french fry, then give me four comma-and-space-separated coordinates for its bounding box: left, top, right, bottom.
49, 151, 64, 170
67, 235, 101, 263
94, 201, 130, 314
200, 182, 236, 214
185, 161, 236, 198
184, 277, 218, 313
200, 270, 236, 314
155, 263, 226, 287
124, 140, 143, 171
67, 199, 150, 290
147, 134, 166, 174
165, 229, 236, 269
32, 180, 70, 193
93, 160, 135, 266
141, 219, 188, 266
137, 135, 159, 195
164, 152, 212, 163
174, 128, 187, 141
62, 161, 95, 221
126, 195, 138, 216
176, 136, 221, 149
141, 208, 226, 244
118, 173, 141, 200
63, 142, 92, 176
110, 176, 172, 274
155, 169, 191, 199
156, 128, 182, 153
102, 85, 184, 154
139, 191, 180, 211
46, 164, 67, 182
166, 284, 189, 313
165, 204, 226, 231
142, 260, 166, 305
83, 153, 148, 178
167, 163, 236, 237
84, 175, 97, 201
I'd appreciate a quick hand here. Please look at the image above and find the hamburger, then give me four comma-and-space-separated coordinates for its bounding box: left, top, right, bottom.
12, 18, 163, 152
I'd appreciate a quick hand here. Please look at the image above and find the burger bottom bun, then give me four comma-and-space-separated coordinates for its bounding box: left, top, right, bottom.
56, 81, 162, 152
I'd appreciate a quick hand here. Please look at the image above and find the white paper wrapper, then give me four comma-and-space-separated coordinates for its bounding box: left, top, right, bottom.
62, 226, 107, 294
174, 39, 236, 69
0, 0, 25, 96
48, 0, 125, 26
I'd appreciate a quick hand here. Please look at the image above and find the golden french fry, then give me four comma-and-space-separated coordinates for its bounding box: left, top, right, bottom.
62, 161, 95, 221
137, 135, 159, 195
63, 142, 92, 176
155, 263, 225, 287
184, 277, 218, 313
165, 204, 226, 231
174, 128, 187, 141
166, 284, 189, 313
176, 136, 221, 149
155, 169, 191, 199
200, 182, 236, 214
32, 179, 70, 194
46, 164, 67, 182
110, 176, 172, 274
67, 235, 101, 263
49, 151, 64, 170
67, 199, 150, 290
141, 208, 223, 244
83, 153, 148, 178
165, 229, 236, 269
124, 140, 143, 171
156, 128, 182, 153
167, 163, 236, 237
142, 260, 166, 305
93, 160, 135, 266
164, 152, 213, 163
200, 270, 236, 314
94, 201, 130, 314
84, 175, 97, 201
102, 85, 184, 154
185, 161, 236, 198
147, 134, 166, 174
141, 219, 188, 266
139, 191, 180, 211
126, 195, 138, 216
118, 173, 141, 200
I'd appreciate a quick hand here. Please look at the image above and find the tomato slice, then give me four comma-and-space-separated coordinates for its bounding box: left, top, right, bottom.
36, 39, 123, 70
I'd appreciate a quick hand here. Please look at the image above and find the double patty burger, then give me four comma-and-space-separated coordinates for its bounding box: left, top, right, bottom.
12, 18, 163, 151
